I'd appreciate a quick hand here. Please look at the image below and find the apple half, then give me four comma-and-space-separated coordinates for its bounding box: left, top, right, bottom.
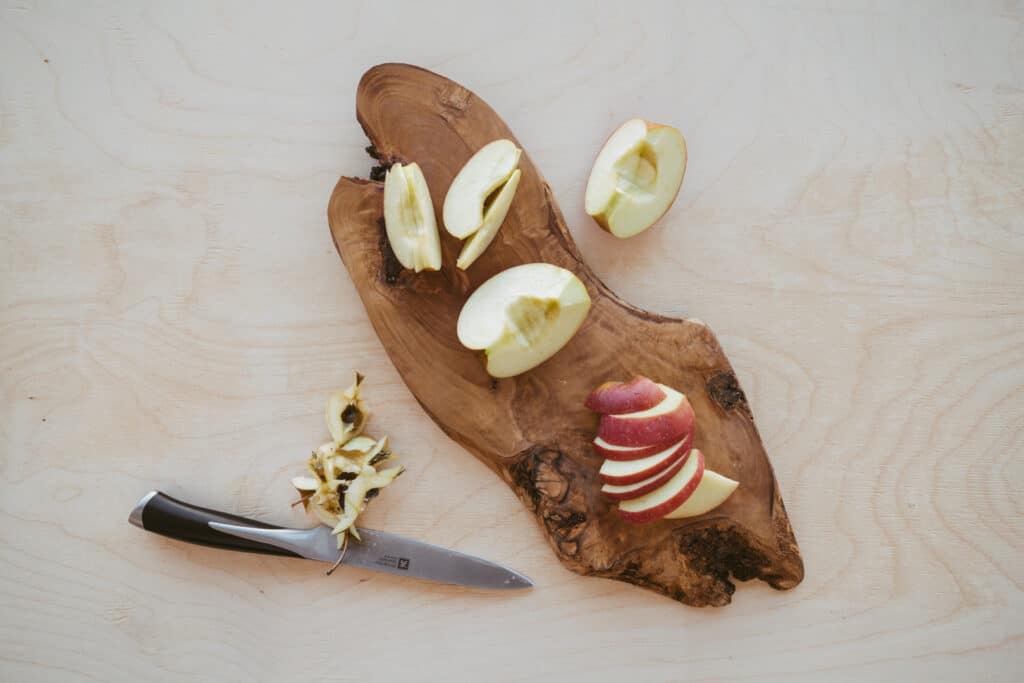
617, 448, 705, 524
663, 470, 738, 519
457, 263, 591, 378
443, 139, 522, 270
598, 436, 690, 484
584, 376, 666, 414
584, 119, 687, 239
382, 162, 443, 272
597, 385, 695, 448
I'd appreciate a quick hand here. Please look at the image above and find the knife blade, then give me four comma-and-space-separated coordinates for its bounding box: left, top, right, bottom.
130, 491, 532, 590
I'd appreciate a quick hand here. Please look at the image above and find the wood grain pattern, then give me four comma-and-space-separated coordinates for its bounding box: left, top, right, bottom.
329, 63, 802, 606
1, 1, 1022, 680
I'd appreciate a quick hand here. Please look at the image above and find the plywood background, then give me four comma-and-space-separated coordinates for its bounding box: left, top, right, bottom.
1, 2, 1021, 681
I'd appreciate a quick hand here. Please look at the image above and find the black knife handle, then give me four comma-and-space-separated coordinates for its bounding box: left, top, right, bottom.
129, 491, 300, 558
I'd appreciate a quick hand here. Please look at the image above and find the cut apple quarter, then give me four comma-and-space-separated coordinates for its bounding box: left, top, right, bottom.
617, 449, 705, 524
601, 448, 691, 501
598, 436, 690, 484
597, 385, 695, 448
584, 376, 666, 415
585, 119, 687, 239
443, 139, 522, 270
663, 469, 738, 519
456, 263, 591, 378
382, 162, 443, 272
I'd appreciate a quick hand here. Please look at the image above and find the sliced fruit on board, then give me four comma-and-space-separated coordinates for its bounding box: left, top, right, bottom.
598, 436, 691, 484
584, 376, 666, 414
328, 63, 803, 606
592, 434, 686, 460
664, 469, 739, 519
596, 385, 695, 447
601, 448, 691, 501
618, 449, 705, 524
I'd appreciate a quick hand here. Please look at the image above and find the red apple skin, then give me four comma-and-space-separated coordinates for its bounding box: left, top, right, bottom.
593, 433, 689, 462
617, 449, 706, 524
601, 450, 691, 501
597, 437, 691, 483
597, 397, 696, 448
584, 376, 665, 415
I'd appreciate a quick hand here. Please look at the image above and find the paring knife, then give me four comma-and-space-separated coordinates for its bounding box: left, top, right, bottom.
129, 491, 533, 590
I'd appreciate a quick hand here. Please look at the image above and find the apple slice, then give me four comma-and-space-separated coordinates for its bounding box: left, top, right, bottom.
617, 449, 705, 524
584, 119, 687, 239
601, 449, 691, 501
457, 263, 591, 378
382, 162, 442, 272
663, 470, 739, 519
443, 139, 522, 239
593, 433, 690, 462
456, 169, 521, 270
597, 386, 695, 448
598, 436, 690, 484
584, 376, 666, 415
593, 435, 686, 461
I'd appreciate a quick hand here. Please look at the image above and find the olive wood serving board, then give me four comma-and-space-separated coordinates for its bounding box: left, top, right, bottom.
328, 64, 803, 606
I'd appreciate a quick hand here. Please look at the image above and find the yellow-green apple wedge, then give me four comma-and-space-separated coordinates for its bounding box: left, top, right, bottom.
601, 449, 692, 501
593, 433, 689, 460
663, 469, 739, 519
617, 449, 705, 524
382, 162, 442, 272
584, 119, 687, 239
443, 139, 521, 239
456, 169, 520, 270
457, 263, 591, 378
598, 436, 691, 484
597, 385, 696, 447
584, 376, 666, 414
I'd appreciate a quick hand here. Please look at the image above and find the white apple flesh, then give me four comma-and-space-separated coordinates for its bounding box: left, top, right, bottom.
457, 263, 591, 378
382, 162, 443, 272
443, 139, 522, 239
456, 169, 521, 270
598, 436, 690, 484
585, 119, 687, 239
617, 448, 705, 524
663, 469, 738, 519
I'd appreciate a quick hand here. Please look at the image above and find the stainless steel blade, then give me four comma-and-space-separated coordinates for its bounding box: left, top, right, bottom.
208, 522, 533, 590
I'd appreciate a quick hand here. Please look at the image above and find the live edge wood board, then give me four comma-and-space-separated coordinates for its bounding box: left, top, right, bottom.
328, 63, 804, 606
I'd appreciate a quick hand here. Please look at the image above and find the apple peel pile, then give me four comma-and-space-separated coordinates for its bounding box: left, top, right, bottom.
587, 376, 738, 523
292, 373, 404, 564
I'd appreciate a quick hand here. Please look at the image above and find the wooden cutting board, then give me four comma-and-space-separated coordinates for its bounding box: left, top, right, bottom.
328, 63, 803, 606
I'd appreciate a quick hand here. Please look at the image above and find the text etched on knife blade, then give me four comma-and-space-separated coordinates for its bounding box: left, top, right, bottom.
375, 554, 410, 571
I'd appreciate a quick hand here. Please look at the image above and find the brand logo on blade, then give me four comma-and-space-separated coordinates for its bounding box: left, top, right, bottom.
375, 554, 411, 571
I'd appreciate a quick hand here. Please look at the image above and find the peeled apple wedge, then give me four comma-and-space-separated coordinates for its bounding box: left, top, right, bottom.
457, 263, 591, 378
383, 163, 442, 272
585, 119, 687, 238
456, 169, 521, 270
443, 139, 522, 269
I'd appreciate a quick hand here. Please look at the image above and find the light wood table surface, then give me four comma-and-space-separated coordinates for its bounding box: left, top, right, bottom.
2, 2, 1021, 681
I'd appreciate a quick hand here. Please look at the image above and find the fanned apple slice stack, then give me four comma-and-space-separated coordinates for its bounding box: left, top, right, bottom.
587, 377, 739, 523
